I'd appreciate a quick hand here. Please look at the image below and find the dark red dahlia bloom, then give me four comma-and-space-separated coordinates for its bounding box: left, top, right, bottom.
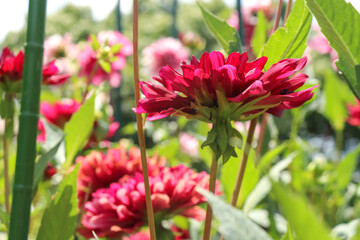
79, 164, 218, 238
347, 99, 360, 126
76, 145, 166, 206
136, 51, 315, 162
136, 51, 314, 121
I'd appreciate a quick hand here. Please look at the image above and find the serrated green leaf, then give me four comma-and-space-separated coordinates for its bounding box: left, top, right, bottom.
198, 190, 273, 240
37, 165, 80, 240
306, 0, 360, 99
197, 1, 241, 54
64, 95, 95, 169
263, 0, 311, 69
335, 144, 360, 190
272, 182, 333, 240
33, 138, 63, 188
251, 11, 268, 58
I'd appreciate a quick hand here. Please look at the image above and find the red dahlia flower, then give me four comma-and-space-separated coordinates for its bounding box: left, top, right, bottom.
76, 145, 166, 206
79, 164, 217, 238
136, 51, 315, 161
347, 99, 360, 126
0, 47, 70, 92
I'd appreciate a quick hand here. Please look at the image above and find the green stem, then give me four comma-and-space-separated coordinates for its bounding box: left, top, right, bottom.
203, 154, 218, 240
230, 118, 257, 207
335, 129, 343, 162
133, 1, 157, 239
8, 0, 47, 239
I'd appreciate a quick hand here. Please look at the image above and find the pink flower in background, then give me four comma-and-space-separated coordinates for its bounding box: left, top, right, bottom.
43, 34, 78, 74
307, 25, 338, 69
76, 145, 166, 206
37, 120, 46, 143
78, 31, 133, 87
180, 132, 199, 157
40, 99, 80, 128
79, 165, 217, 238
38, 100, 119, 146
42, 60, 71, 85
347, 99, 360, 126
142, 37, 189, 76
178, 31, 205, 50
122, 231, 150, 240
136, 51, 315, 122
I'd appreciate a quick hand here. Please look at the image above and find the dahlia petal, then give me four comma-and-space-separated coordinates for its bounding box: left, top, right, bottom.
228, 80, 266, 102
209, 51, 225, 71
199, 52, 211, 75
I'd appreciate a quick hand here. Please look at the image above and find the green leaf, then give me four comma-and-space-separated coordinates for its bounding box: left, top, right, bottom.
37, 165, 80, 240
305, 0, 360, 99
0, 208, 10, 229
111, 43, 123, 54
335, 144, 360, 190
263, 0, 311, 69
272, 182, 333, 240
197, 1, 241, 54
251, 11, 268, 58
198, 189, 273, 240
99, 60, 111, 73
33, 137, 63, 188
90, 34, 100, 51
64, 94, 95, 168
323, 71, 350, 131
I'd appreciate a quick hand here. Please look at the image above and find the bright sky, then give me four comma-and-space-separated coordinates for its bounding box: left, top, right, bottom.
1, 0, 360, 42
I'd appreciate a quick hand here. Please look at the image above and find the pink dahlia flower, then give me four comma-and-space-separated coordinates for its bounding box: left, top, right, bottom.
78, 31, 132, 87
76, 145, 166, 206
136, 51, 315, 161
39, 100, 119, 146
136, 51, 314, 121
347, 99, 360, 126
40, 99, 80, 128
142, 37, 189, 76
0, 47, 69, 92
79, 164, 216, 238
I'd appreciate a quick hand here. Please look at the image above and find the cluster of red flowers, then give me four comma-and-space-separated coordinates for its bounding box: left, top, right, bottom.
0, 47, 70, 92
76, 145, 217, 239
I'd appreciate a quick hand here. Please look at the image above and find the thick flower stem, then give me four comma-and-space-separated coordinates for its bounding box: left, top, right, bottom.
203, 156, 218, 240
9, 0, 47, 239
132, 1, 157, 240
230, 118, 257, 207
272, 0, 283, 32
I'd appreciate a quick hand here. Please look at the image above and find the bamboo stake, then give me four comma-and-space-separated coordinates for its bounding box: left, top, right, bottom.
230, 118, 257, 206
203, 155, 218, 240
132, 1, 157, 239
272, 0, 283, 33
8, 0, 47, 239
284, 0, 293, 24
